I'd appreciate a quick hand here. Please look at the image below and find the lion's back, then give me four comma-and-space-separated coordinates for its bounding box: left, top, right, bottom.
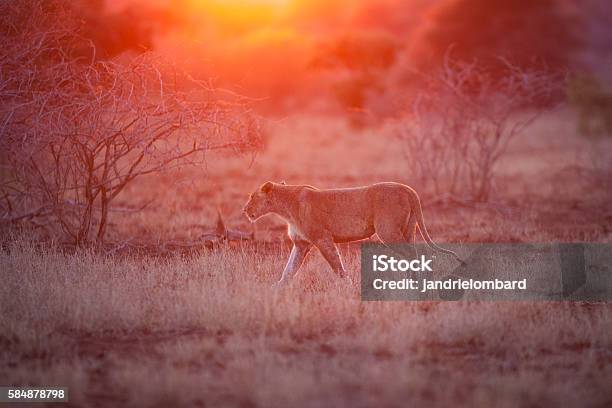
296, 182, 413, 223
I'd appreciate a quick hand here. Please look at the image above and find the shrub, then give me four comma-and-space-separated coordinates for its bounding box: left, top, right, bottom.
396, 57, 561, 202
0, 1, 262, 244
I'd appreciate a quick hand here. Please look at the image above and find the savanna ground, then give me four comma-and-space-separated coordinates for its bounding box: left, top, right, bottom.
1, 111, 612, 407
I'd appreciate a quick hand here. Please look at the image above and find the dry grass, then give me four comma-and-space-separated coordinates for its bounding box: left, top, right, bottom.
1, 237, 611, 407
1, 112, 612, 407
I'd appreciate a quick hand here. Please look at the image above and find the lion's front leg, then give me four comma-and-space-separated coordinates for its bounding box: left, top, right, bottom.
275, 242, 312, 286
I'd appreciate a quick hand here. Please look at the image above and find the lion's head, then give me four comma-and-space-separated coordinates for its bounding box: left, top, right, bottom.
243, 181, 284, 221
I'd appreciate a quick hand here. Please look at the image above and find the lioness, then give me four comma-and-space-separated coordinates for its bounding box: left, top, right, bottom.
243, 181, 463, 285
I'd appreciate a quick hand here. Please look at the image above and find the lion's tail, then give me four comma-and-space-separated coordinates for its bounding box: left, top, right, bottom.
411, 193, 465, 265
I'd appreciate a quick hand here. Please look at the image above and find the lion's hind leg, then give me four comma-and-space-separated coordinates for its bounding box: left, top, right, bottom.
313, 238, 347, 279
377, 217, 418, 260
404, 210, 417, 245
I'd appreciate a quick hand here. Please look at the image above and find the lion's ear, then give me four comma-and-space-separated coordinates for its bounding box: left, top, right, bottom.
261, 181, 273, 193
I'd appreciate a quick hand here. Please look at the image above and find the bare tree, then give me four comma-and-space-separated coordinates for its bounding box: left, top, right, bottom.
0, 1, 262, 244
396, 56, 561, 202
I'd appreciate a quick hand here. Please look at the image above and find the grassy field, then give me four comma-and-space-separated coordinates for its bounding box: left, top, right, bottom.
1, 112, 612, 407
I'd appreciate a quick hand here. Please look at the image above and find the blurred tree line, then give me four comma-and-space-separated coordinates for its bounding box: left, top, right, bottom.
12, 0, 178, 61
312, 0, 599, 120
414, 0, 581, 76
37, 0, 607, 123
